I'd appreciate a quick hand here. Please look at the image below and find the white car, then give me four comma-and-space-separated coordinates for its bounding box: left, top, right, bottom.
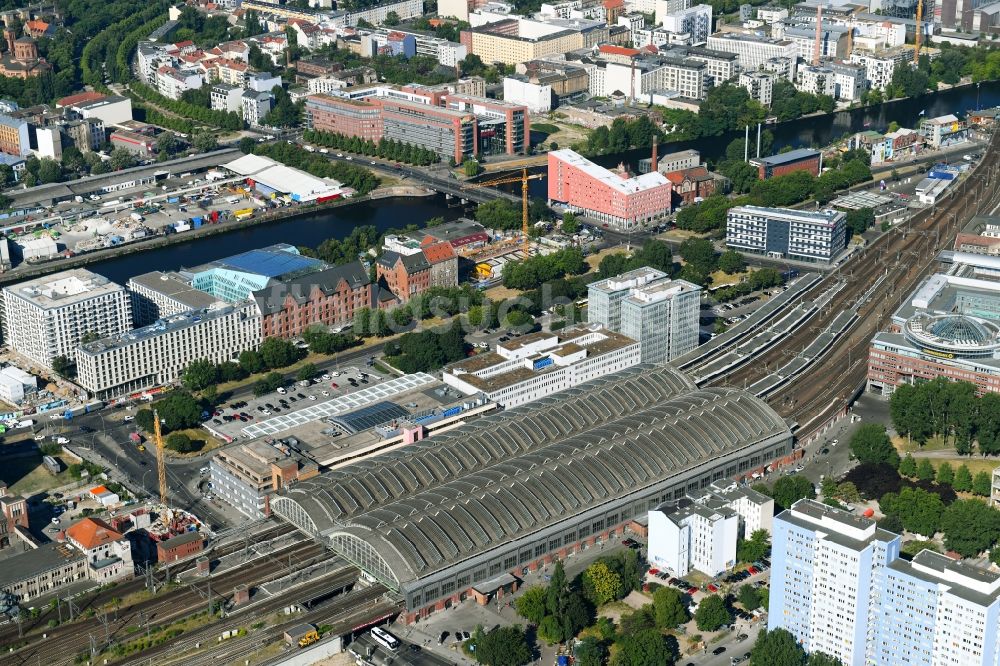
308, 395, 317, 401
56, 437, 69, 444
320, 148, 329, 154
336, 153, 343, 157
321, 391, 330, 396
332, 371, 341, 377
322, 374, 331, 381
33, 434, 45, 441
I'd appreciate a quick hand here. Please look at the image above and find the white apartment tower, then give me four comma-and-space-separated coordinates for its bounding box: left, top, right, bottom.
648, 500, 738, 577
620, 278, 701, 363
3, 269, 131, 369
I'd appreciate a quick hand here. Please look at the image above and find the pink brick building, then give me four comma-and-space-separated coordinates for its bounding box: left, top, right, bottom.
548, 149, 672, 231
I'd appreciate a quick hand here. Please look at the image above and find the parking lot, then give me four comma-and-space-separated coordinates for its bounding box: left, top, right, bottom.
205, 365, 391, 441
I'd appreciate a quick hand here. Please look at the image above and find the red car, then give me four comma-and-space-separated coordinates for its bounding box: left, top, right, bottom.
331, 382, 339, 388
747, 566, 759, 575
687, 587, 698, 595
707, 584, 718, 593
648, 568, 660, 576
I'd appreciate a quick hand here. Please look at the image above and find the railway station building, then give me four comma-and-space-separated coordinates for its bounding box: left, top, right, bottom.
867, 257, 1000, 396
271, 364, 793, 622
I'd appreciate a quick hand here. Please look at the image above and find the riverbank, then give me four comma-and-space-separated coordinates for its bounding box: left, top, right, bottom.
0, 185, 442, 286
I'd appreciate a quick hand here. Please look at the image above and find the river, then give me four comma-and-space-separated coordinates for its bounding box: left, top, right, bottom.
86, 80, 1000, 284
88, 195, 468, 285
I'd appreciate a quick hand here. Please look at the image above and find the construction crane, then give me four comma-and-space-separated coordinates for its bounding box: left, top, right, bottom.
463, 167, 543, 258
914, 0, 923, 63
152, 409, 168, 506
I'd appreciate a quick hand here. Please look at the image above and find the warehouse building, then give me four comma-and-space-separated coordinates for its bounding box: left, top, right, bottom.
271, 364, 793, 622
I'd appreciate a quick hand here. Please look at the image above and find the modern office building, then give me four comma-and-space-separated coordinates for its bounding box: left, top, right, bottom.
271, 363, 794, 623
620, 278, 702, 363
706, 33, 798, 74
548, 149, 673, 231
188, 244, 326, 304
304, 94, 384, 142
770, 499, 1000, 666
726, 206, 847, 264
867, 261, 1000, 396
588, 267, 669, 332
749, 147, 822, 180
587, 268, 700, 363
127, 271, 227, 327
3, 269, 132, 369
441, 324, 641, 408
443, 94, 529, 157
210, 441, 319, 519
76, 303, 261, 399
658, 4, 713, 44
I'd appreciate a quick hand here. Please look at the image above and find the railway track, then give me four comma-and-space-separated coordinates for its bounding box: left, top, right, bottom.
0, 520, 296, 647
0, 540, 326, 666
708, 132, 1000, 439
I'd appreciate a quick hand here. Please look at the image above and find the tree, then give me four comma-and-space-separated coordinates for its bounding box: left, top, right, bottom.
880, 487, 943, 537
738, 584, 762, 611
109, 148, 136, 171
750, 628, 806, 666
136, 409, 155, 433
574, 636, 607, 666
514, 585, 547, 625
51, 355, 75, 378
954, 464, 973, 492
473, 625, 531, 666
973, 471, 992, 497
384, 10, 400, 25
165, 432, 197, 453
771, 475, 815, 510
562, 212, 579, 234
718, 250, 746, 274
38, 158, 62, 184
916, 458, 936, 482
239, 136, 257, 154
463, 159, 482, 177
193, 131, 218, 153
253, 371, 285, 397
694, 594, 730, 632
849, 423, 900, 468
845, 207, 875, 237
582, 560, 622, 606
652, 586, 689, 629
678, 238, 717, 276
239, 349, 264, 375
296, 363, 317, 382
181, 359, 219, 391
940, 499, 1000, 557
156, 131, 179, 156
157, 391, 202, 432
937, 461, 955, 486
259, 337, 301, 369
899, 453, 917, 478
610, 629, 676, 666
807, 653, 843, 666
737, 529, 770, 563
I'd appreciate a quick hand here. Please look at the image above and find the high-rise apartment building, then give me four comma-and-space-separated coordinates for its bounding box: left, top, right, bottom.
770, 499, 1000, 666
588, 268, 700, 363
3, 269, 131, 369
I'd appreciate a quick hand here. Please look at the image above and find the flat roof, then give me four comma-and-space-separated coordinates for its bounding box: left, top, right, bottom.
128, 271, 224, 310
4, 268, 123, 308
0, 541, 84, 589
80, 303, 256, 355
750, 147, 821, 167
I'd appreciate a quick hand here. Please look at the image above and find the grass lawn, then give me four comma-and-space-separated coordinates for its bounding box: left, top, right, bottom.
659, 228, 708, 242
165, 427, 225, 458
892, 434, 953, 454
484, 284, 523, 301
0, 453, 74, 496
584, 245, 628, 271
709, 270, 751, 289
909, 456, 999, 478
531, 122, 561, 136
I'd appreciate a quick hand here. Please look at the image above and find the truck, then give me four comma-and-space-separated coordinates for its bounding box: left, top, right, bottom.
233, 208, 255, 221
130, 212, 144, 222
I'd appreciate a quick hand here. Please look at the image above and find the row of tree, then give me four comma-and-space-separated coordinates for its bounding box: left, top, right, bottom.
129, 81, 245, 131
179, 337, 305, 394
502, 247, 588, 290
891, 378, 1000, 454
302, 130, 440, 167
383, 325, 467, 373
596, 240, 676, 280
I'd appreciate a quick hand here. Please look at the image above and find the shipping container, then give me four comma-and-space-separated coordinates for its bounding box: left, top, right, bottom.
192, 217, 203, 228
234, 208, 255, 220
175, 223, 191, 232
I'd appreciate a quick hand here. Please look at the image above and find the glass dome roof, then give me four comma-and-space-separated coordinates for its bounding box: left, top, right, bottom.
926, 315, 993, 345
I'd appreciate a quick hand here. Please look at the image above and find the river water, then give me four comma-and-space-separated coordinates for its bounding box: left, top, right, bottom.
88, 80, 1000, 284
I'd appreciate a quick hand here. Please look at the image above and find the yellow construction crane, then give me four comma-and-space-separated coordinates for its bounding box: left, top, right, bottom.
914, 0, 923, 63
463, 167, 543, 258
152, 409, 168, 506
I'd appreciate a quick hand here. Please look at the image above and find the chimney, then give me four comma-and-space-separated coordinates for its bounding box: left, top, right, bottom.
3, 29, 12, 55
813, 4, 822, 66
651, 135, 658, 172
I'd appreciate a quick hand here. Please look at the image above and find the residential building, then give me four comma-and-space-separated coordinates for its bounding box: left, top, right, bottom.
657, 4, 713, 45
757, 6, 789, 22
620, 277, 701, 363
72, 95, 132, 126
3, 269, 131, 368
76, 303, 262, 399
0, 113, 29, 156
796, 64, 835, 97
242, 90, 273, 126
110, 130, 155, 158
781, 22, 851, 60
770, 498, 1000, 666
247, 71, 282, 93
188, 244, 326, 304
739, 71, 774, 105
253, 261, 374, 338
648, 498, 738, 577
376, 251, 431, 303
460, 17, 609, 65
727, 205, 847, 264
828, 62, 865, 102
210, 83, 243, 113
605, 55, 706, 100
343, 0, 424, 27
749, 147, 821, 179
919, 113, 969, 148
683, 46, 738, 86
850, 130, 892, 164
503, 75, 553, 113
64, 517, 134, 584
993, 464, 1000, 507
955, 215, 1000, 256
64, 118, 104, 153
850, 48, 911, 91
548, 148, 673, 230
441, 324, 642, 408
210, 441, 319, 518
155, 66, 203, 100
866, 263, 1000, 397
588, 266, 668, 332
706, 32, 798, 74
127, 271, 227, 327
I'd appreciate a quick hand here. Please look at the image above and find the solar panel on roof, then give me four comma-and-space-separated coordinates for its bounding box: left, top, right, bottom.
330, 401, 409, 433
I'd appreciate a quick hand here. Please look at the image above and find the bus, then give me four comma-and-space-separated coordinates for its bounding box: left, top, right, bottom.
371, 627, 399, 651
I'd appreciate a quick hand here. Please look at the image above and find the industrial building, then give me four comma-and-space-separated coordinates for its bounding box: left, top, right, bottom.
548, 149, 673, 231
867, 259, 1000, 396
726, 206, 847, 265
2, 269, 132, 369
749, 148, 822, 180
587, 268, 701, 363
441, 324, 641, 408
223, 153, 345, 203
76, 302, 262, 399
770, 499, 1000, 666
271, 364, 793, 622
